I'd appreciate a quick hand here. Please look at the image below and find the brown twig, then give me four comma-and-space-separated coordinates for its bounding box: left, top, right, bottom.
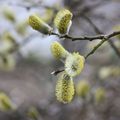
85, 38, 107, 59
51, 30, 120, 59
51, 31, 120, 42
82, 15, 120, 59
51, 69, 64, 76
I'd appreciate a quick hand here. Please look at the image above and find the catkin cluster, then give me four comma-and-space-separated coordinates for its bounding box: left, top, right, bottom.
51, 41, 85, 103
28, 9, 85, 103
28, 9, 73, 35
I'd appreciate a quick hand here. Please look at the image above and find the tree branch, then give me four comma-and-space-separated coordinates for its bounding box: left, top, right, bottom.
85, 38, 107, 59
51, 30, 120, 59
51, 31, 120, 41
51, 69, 64, 76
82, 15, 120, 59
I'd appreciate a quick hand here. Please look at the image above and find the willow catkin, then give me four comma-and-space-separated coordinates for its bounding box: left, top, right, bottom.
3, 7, 16, 22
56, 72, 74, 103
76, 80, 90, 98
0, 92, 14, 111
29, 14, 53, 34
51, 41, 69, 60
94, 88, 106, 103
65, 52, 85, 77
54, 9, 73, 34
0, 54, 16, 71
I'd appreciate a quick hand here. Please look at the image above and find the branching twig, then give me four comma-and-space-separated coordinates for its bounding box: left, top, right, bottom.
82, 15, 120, 59
51, 31, 120, 41
51, 30, 120, 59
50, 30, 120, 75
85, 38, 107, 59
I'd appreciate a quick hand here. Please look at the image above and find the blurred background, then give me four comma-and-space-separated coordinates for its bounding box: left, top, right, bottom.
0, 0, 120, 120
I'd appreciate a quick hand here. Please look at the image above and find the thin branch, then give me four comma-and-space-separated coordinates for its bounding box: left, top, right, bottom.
51, 69, 64, 76
82, 15, 120, 59
51, 30, 120, 59
82, 15, 101, 34
51, 31, 120, 41
85, 38, 107, 59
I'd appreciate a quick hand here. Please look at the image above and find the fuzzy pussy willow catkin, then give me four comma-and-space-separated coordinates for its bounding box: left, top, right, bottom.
94, 88, 106, 103
51, 41, 69, 60
0, 92, 14, 111
56, 72, 74, 103
0, 55, 16, 71
29, 14, 53, 34
76, 80, 90, 98
65, 52, 85, 77
3, 32, 16, 44
3, 7, 16, 22
54, 9, 73, 34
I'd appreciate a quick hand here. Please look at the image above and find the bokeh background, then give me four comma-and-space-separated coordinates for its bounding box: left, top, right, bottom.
0, 0, 120, 120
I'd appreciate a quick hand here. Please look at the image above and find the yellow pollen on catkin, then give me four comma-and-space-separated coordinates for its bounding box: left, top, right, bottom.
55, 72, 75, 103
54, 9, 73, 34
65, 52, 85, 77
94, 88, 106, 103
28, 14, 53, 34
51, 41, 69, 60
0, 92, 14, 111
76, 80, 90, 98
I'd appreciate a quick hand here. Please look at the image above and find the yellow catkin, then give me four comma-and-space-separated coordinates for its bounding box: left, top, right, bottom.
2, 32, 16, 44
99, 66, 120, 79
28, 14, 53, 34
56, 72, 74, 103
94, 88, 106, 103
3, 7, 16, 22
16, 21, 28, 35
65, 52, 85, 77
51, 41, 69, 60
27, 107, 39, 120
54, 9, 73, 34
0, 54, 16, 71
0, 92, 14, 111
76, 80, 90, 98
